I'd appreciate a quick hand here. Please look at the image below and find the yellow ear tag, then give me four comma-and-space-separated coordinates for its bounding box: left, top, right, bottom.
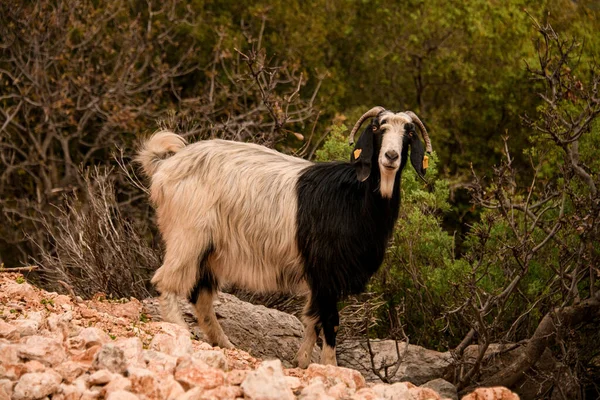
423, 155, 429, 169
353, 149, 362, 159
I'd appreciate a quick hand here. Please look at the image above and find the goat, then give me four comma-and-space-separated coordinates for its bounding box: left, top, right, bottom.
136, 106, 432, 368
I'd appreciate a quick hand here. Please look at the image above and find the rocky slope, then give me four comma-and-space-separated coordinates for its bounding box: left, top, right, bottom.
0, 272, 518, 400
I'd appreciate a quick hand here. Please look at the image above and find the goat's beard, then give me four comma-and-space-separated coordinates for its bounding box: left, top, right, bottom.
378, 167, 397, 199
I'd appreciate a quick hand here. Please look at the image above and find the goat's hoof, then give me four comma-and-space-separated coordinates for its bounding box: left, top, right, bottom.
216, 338, 234, 349
295, 353, 310, 369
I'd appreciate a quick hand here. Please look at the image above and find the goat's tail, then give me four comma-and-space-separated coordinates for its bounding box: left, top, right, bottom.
136, 130, 187, 177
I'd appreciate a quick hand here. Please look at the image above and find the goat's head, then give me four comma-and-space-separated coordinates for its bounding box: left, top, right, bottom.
348, 107, 432, 198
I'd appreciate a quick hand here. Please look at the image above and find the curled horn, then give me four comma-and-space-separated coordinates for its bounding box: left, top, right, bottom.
348, 106, 386, 145
404, 111, 432, 153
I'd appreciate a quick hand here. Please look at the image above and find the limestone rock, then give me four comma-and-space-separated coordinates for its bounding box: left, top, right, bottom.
160, 374, 186, 399
88, 369, 114, 385
56, 361, 89, 383
337, 340, 451, 385
0, 320, 18, 340
12, 311, 45, 337
102, 375, 132, 395
241, 359, 295, 400
106, 390, 139, 400
225, 369, 248, 386
92, 343, 127, 374
305, 363, 366, 391
174, 356, 225, 391
113, 337, 145, 367
299, 378, 335, 400
144, 350, 178, 376
0, 341, 19, 364
149, 322, 193, 358
2, 281, 39, 302
372, 382, 411, 399
56, 383, 85, 400
12, 370, 62, 400
111, 299, 142, 320
69, 327, 110, 350
0, 379, 13, 400
192, 349, 228, 371
19, 335, 67, 366
461, 387, 520, 400
422, 379, 458, 400
197, 385, 244, 400
127, 367, 166, 399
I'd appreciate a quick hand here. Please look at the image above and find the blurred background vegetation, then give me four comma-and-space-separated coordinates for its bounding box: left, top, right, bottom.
1, 0, 600, 397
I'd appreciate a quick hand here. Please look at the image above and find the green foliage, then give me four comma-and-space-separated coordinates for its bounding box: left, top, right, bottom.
314, 125, 350, 162
370, 153, 467, 348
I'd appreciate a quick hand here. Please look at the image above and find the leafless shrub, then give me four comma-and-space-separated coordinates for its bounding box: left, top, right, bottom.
449, 18, 600, 396
34, 167, 160, 299
0, 0, 320, 268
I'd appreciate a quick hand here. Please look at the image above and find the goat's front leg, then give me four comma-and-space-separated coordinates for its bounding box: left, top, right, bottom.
297, 294, 339, 367
317, 295, 339, 366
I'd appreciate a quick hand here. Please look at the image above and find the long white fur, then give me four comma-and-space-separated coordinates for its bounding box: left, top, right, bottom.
140, 134, 312, 301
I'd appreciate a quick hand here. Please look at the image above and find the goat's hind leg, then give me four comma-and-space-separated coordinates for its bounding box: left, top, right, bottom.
189, 268, 233, 349
296, 297, 320, 368
152, 232, 207, 329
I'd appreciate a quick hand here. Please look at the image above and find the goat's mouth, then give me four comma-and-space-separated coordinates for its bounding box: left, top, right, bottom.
381, 163, 398, 171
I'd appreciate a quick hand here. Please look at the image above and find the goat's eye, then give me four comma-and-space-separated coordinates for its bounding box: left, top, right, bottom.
381, 119, 387, 124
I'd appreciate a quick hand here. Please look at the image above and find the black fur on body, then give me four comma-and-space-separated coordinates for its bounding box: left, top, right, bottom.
295, 117, 422, 351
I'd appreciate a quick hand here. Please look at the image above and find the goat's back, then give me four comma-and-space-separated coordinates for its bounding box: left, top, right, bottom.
151, 139, 312, 293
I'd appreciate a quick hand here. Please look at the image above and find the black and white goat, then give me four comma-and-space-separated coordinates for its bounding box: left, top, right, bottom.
137, 106, 432, 367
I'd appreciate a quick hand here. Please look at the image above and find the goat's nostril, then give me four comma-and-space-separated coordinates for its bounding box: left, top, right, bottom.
385, 150, 399, 161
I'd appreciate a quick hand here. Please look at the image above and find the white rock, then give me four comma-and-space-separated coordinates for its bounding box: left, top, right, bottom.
3, 281, 39, 302
18, 335, 66, 366
71, 328, 110, 350
0, 320, 18, 340
174, 357, 224, 391
80, 389, 101, 400
299, 378, 335, 400
92, 344, 127, 374
191, 350, 228, 371
286, 375, 302, 390
106, 391, 139, 400
57, 383, 85, 400
149, 322, 193, 358
127, 367, 167, 399
241, 359, 294, 400
47, 311, 78, 340
55, 361, 88, 384
0, 342, 19, 365
113, 337, 145, 367
161, 374, 185, 400
73, 375, 90, 393
102, 375, 132, 395
88, 369, 114, 386
12, 371, 62, 400
12, 311, 44, 337
143, 350, 178, 376
0, 379, 13, 400
372, 382, 411, 400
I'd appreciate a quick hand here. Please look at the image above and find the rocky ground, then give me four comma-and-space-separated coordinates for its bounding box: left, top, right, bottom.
0, 272, 519, 400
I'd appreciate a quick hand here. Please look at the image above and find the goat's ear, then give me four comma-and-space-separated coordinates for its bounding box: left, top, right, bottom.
351, 124, 375, 182
407, 124, 427, 177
